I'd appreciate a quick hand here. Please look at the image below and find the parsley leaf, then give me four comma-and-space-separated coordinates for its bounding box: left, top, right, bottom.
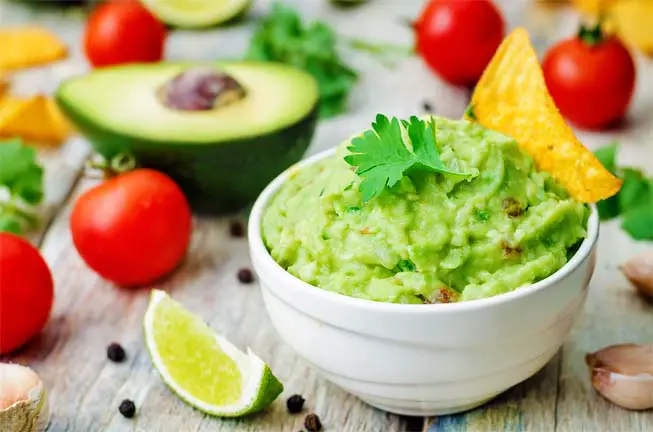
0, 139, 44, 235
344, 115, 473, 202
246, 3, 358, 118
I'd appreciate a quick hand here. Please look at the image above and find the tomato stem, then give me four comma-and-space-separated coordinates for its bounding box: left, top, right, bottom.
85, 153, 137, 179
578, 22, 604, 46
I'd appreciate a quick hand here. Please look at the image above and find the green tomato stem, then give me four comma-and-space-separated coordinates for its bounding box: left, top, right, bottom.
578, 22, 604, 46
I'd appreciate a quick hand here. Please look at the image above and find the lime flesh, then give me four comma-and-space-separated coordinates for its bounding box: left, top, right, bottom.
144, 290, 283, 417
141, 0, 251, 28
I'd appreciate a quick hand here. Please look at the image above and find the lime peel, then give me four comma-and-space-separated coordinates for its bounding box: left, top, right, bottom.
144, 290, 283, 417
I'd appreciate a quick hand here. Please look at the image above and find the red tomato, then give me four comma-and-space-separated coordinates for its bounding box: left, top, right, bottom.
84, 1, 166, 67
0, 233, 54, 354
415, 0, 505, 86
543, 28, 636, 129
71, 169, 192, 287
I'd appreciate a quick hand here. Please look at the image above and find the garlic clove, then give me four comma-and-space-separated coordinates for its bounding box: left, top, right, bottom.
586, 344, 653, 410
0, 363, 50, 432
620, 251, 653, 297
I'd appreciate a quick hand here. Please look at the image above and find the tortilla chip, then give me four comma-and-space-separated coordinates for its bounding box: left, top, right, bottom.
571, 0, 617, 15
0, 95, 70, 145
468, 27, 621, 203
0, 96, 30, 130
0, 26, 67, 70
0, 70, 7, 97
609, 1, 653, 56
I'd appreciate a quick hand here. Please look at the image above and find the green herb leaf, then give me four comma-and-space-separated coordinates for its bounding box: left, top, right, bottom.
622, 205, 653, 240
594, 142, 621, 220
0, 139, 44, 235
464, 103, 476, 121
594, 142, 653, 239
618, 168, 653, 213
344, 115, 473, 202
594, 142, 618, 175
345, 37, 414, 69
246, 3, 358, 118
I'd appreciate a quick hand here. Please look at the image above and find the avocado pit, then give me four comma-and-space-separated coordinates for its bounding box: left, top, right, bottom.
160, 68, 246, 111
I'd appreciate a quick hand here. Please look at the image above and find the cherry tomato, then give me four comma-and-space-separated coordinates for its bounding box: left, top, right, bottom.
415, 0, 505, 86
71, 169, 192, 287
543, 26, 636, 129
84, 1, 166, 68
0, 233, 54, 354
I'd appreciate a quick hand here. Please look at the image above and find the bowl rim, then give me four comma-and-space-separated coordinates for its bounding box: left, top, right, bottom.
248, 147, 599, 314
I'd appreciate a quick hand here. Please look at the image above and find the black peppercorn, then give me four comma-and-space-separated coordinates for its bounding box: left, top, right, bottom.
286, 394, 305, 414
237, 268, 254, 284
422, 100, 433, 112
107, 343, 126, 363
118, 399, 136, 418
304, 413, 322, 432
229, 221, 244, 238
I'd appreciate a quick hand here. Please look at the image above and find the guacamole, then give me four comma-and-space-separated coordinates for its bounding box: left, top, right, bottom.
262, 118, 589, 303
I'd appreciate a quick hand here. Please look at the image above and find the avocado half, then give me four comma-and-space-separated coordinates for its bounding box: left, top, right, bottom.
56, 61, 319, 214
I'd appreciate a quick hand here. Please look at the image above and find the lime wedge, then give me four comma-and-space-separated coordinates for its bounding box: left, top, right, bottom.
141, 0, 250, 28
144, 290, 283, 417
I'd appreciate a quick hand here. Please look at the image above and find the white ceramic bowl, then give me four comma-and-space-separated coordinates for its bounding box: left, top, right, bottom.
248, 148, 599, 416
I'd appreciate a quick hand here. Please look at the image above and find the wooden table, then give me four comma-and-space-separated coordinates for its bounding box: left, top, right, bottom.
2, 0, 652, 430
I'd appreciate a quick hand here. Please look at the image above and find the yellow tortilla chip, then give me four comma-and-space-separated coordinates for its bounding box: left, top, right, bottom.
0, 26, 67, 70
609, 1, 653, 56
468, 27, 621, 203
0, 95, 70, 145
0, 95, 30, 130
571, 0, 617, 15
0, 70, 7, 97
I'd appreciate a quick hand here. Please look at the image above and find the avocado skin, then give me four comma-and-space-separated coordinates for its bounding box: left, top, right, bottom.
57, 95, 318, 214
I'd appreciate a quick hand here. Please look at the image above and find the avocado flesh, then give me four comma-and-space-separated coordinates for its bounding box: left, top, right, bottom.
56, 62, 319, 214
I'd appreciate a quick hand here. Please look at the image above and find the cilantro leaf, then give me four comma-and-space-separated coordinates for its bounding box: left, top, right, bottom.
0, 139, 44, 235
594, 142, 621, 220
622, 205, 653, 241
619, 168, 652, 212
594, 142, 618, 174
464, 103, 477, 121
246, 3, 358, 118
344, 115, 473, 202
594, 142, 653, 240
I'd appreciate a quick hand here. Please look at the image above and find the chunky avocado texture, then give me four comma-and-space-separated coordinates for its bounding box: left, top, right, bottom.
56, 61, 319, 214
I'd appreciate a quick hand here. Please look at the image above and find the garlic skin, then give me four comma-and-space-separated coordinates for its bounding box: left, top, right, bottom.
586, 344, 653, 410
620, 251, 653, 296
0, 363, 50, 432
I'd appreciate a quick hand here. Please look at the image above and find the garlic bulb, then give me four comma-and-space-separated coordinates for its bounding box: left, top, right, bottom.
620, 251, 653, 297
586, 344, 653, 410
0, 363, 50, 432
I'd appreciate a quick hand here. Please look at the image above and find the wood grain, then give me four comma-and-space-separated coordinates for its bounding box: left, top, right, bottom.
2, 0, 653, 431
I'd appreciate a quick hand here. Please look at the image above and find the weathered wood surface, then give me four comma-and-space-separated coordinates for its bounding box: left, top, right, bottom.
1, 0, 652, 431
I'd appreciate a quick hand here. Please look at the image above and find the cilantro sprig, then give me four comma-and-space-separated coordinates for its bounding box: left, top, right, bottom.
344, 115, 473, 202
246, 3, 358, 118
0, 139, 44, 235
595, 142, 653, 240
